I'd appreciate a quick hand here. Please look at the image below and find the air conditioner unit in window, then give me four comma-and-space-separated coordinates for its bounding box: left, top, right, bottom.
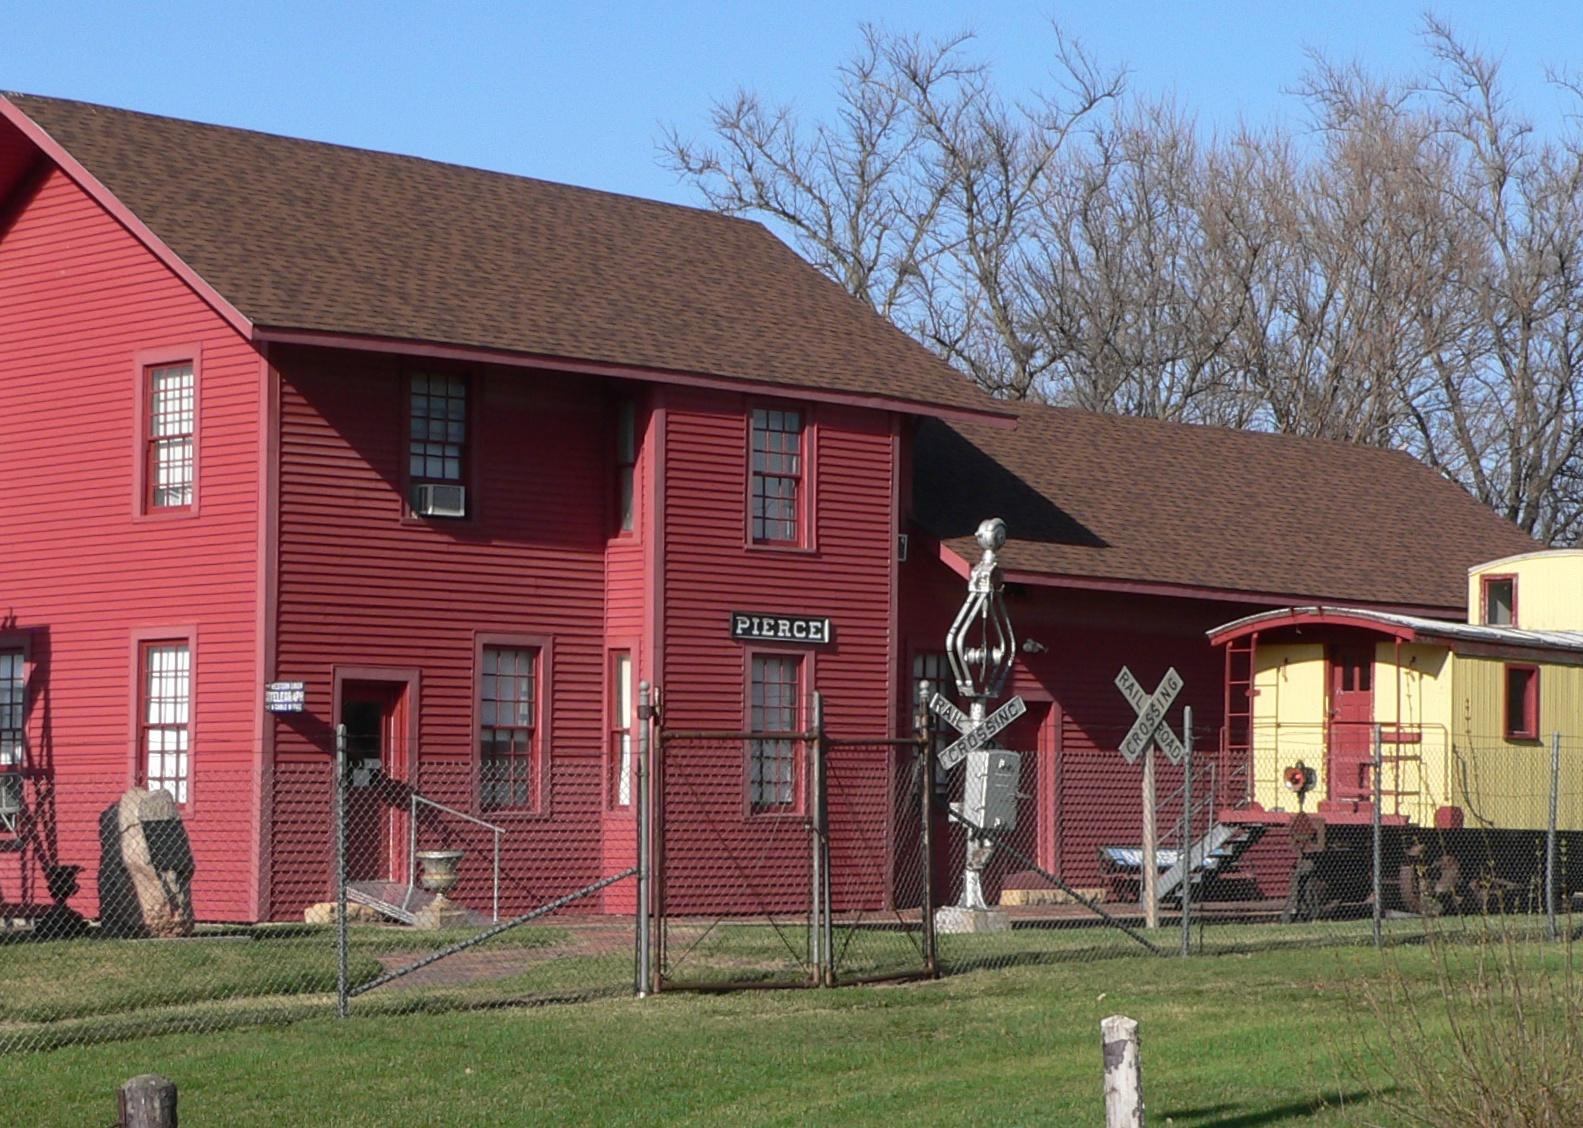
413, 483, 467, 518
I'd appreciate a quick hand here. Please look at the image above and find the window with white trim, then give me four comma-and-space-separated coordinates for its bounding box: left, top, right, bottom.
1483, 576, 1516, 626
750, 408, 803, 544
140, 642, 191, 803
749, 654, 802, 808
480, 646, 537, 810
609, 650, 634, 807
146, 362, 195, 510
0, 651, 22, 832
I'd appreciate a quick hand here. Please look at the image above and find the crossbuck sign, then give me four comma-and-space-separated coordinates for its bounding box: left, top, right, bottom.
1116, 667, 1185, 766
931, 692, 1027, 770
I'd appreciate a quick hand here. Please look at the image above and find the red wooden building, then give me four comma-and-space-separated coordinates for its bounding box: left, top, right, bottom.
0, 93, 1538, 925
0, 93, 1007, 923
903, 407, 1537, 902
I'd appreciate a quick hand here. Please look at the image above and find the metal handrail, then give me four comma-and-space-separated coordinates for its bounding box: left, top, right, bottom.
407, 792, 507, 923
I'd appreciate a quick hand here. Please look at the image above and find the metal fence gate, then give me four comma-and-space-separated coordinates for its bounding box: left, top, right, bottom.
652, 693, 937, 990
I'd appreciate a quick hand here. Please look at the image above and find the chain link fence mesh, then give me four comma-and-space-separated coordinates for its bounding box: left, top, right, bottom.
5, 721, 1583, 1054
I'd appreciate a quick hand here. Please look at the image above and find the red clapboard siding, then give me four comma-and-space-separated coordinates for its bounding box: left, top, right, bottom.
268, 349, 618, 919
659, 389, 899, 914
900, 553, 1305, 900
0, 164, 261, 922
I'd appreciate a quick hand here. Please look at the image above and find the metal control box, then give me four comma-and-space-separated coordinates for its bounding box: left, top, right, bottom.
963, 749, 1020, 832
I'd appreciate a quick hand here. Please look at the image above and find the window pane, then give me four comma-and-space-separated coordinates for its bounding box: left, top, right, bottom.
749, 408, 804, 544
143, 642, 191, 802
481, 645, 537, 809
410, 373, 467, 488
749, 655, 801, 806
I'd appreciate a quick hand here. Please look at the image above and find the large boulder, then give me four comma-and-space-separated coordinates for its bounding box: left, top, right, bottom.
98, 788, 195, 938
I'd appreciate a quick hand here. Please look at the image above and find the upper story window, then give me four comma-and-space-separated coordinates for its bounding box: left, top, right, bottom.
146, 362, 195, 510
1482, 576, 1516, 626
750, 408, 804, 545
0, 650, 23, 832
409, 373, 469, 518
749, 653, 803, 809
615, 400, 637, 535
140, 641, 191, 804
480, 645, 538, 811
1505, 664, 1539, 740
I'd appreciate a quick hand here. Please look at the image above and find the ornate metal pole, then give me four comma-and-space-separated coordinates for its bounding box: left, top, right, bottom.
931, 518, 1024, 934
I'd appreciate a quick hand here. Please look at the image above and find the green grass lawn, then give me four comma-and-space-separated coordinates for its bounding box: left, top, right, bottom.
0, 941, 1466, 1126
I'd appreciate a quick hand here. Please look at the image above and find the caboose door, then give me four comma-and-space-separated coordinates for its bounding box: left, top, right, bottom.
1326, 645, 1375, 804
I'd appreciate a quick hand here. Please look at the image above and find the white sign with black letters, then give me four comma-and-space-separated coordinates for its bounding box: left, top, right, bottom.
264, 681, 306, 713
730, 612, 833, 646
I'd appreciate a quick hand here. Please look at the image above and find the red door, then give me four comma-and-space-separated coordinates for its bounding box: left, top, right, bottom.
1326, 645, 1374, 804
341, 683, 408, 883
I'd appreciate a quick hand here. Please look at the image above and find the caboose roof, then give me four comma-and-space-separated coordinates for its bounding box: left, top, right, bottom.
914, 403, 1539, 613
1207, 606, 1583, 663
0, 93, 1009, 423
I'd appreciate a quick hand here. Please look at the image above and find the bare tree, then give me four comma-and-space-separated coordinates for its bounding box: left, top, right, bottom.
664, 19, 1583, 542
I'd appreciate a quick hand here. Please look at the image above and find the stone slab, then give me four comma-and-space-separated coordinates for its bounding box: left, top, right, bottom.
934, 905, 1013, 934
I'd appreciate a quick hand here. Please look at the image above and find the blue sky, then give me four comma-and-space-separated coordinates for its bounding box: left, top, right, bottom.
7, 3, 1581, 207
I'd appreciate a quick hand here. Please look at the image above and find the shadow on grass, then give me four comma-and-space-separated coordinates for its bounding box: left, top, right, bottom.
1161, 1089, 1378, 1126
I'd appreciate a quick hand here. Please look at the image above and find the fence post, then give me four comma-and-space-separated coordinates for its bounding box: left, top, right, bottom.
1101, 1015, 1144, 1127
635, 680, 653, 996
1372, 723, 1383, 950
815, 691, 833, 986
1181, 706, 1193, 959
119, 1074, 177, 1128
918, 679, 938, 977
1548, 730, 1561, 942
808, 691, 824, 984
335, 722, 349, 1018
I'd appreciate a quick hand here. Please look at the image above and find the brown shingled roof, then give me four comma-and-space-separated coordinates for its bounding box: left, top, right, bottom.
2, 93, 1002, 419
914, 404, 1539, 610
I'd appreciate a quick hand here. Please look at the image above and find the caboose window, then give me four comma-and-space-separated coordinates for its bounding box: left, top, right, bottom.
750, 408, 804, 544
1483, 577, 1516, 626
1505, 664, 1538, 741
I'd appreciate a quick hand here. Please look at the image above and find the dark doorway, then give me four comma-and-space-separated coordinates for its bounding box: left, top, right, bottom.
341, 682, 408, 883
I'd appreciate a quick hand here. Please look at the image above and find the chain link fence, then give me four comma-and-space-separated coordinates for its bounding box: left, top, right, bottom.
6, 710, 1583, 1054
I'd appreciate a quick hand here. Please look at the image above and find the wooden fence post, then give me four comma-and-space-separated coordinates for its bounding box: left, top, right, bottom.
1101, 1015, 1144, 1126
119, 1074, 177, 1127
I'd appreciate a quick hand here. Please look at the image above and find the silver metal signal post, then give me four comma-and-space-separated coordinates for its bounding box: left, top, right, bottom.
931, 517, 1025, 933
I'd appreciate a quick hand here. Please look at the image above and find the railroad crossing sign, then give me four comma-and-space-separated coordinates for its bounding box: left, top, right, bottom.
931, 692, 1026, 770
1116, 666, 1186, 765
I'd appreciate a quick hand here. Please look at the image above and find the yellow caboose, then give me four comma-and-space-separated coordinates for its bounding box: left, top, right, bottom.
1207, 550, 1583, 915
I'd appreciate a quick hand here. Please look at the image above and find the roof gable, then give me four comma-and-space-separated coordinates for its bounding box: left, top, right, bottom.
0, 93, 1004, 420
914, 404, 1540, 610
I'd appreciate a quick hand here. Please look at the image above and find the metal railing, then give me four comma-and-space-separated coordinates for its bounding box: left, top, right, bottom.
407, 792, 506, 923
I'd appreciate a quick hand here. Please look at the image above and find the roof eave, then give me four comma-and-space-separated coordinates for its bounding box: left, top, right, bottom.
935, 542, 1461, 618
254, 326, 1017, 425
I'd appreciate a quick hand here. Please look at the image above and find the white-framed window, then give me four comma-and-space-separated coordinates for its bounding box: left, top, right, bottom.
749, 653, 802, 809
141, 642, 191, 803
0, 650, 23, 832
609, 650, 634, 807
480, 645, 537, 810
750, 407, 804, 544
146, 362, 195, 510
